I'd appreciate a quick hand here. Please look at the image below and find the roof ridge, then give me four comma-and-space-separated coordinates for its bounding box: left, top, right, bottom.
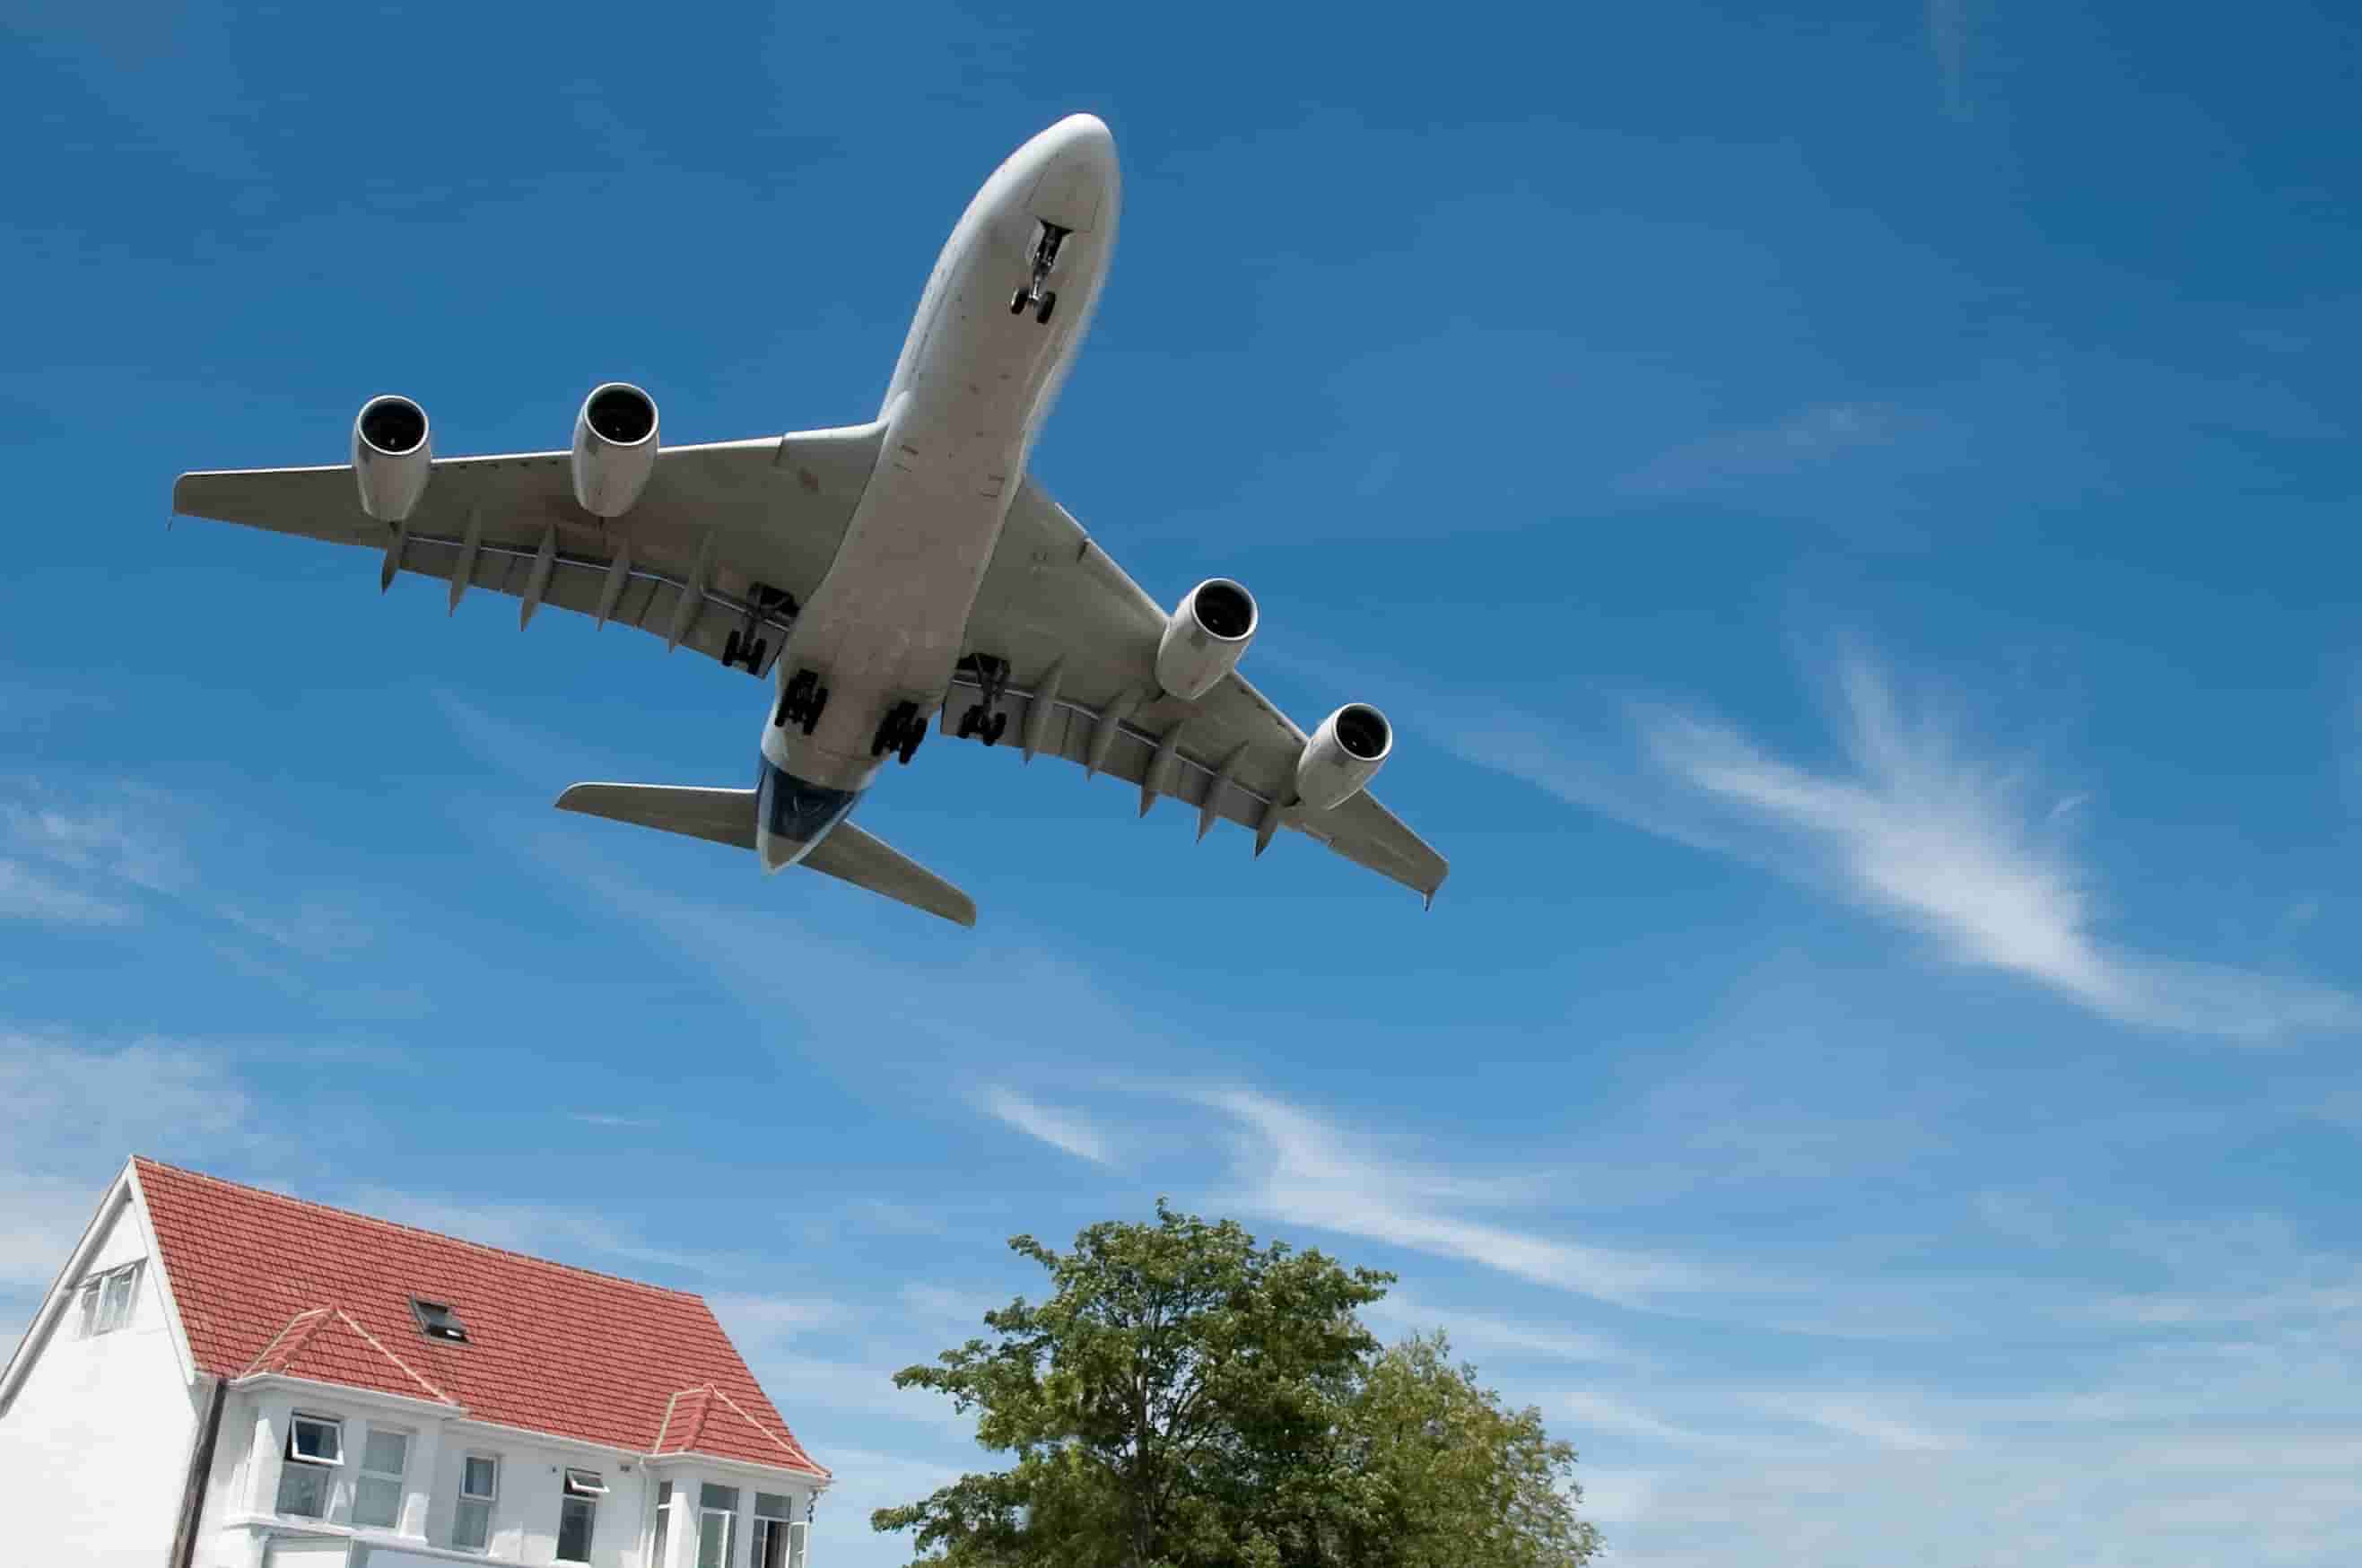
132, 1157, 710, 1301
332, 1309, 456, 1406
703, 1383, 805, 1460
240, 1306, 333, 1378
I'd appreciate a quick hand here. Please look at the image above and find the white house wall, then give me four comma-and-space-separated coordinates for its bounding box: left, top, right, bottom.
0, 1189, 203, 1566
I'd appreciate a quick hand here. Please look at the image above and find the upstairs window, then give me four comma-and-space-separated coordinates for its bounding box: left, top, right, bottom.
351, 1428, 411, 1530
453, 1454, 499, 1551
274, 1413, 343, 1520
557, 1469, 605, 1563
76, 1261, 143, 1337
697, 1485, 740, 1568
409, 1297, 469, 1344
754, 1492, 795, 1568
652, 1481, 675, 1565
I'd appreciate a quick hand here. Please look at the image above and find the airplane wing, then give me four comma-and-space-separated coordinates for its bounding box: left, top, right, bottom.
954, 476, 1449, 902
170, 423, 892, 673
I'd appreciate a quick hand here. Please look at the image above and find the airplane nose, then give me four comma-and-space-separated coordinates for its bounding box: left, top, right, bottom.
1022, 113, 1118, 233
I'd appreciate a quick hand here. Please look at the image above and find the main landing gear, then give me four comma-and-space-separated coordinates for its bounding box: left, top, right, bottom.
773, 667, 829, 736
956, 706, 1009, 746
1009, 221, 1069, 326
871, 701, 927, 765
954, 652, 1012, 746
722, 584, 797, 675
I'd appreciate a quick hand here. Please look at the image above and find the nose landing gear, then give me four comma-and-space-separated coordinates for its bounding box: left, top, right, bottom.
1009, 222, 1069, 326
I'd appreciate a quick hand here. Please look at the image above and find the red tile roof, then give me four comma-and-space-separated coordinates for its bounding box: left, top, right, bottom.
240, 1307, 454, 1406
133, 1158, 825, 1477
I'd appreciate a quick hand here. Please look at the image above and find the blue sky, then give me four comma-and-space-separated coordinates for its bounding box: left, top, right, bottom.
5, 1, 2359, 1562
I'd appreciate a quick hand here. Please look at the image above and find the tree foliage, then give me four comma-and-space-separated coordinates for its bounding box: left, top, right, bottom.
871, 1200, 1600, 1568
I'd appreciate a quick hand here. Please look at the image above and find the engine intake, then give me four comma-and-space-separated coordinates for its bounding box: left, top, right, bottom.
571, 382, 660, 517
1155, 578, 1258, 700
1294, 702, 1393, 810
351, 395, 431, 523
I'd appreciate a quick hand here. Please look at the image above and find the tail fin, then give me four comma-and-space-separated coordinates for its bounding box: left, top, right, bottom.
554, 783, 977, 928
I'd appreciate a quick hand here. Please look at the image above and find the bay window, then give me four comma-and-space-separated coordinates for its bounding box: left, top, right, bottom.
274, 1413, 343, 1519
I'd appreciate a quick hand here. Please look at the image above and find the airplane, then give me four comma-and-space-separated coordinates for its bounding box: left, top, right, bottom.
171, 113, 1445, 928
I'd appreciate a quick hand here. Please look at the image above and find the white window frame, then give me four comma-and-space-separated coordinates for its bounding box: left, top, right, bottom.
275, 1412, 344, 1520
350, 1424, 412, 1530
651, 1481, 676, 1566
556, 1469, 603, 1564
452, 1452, 500, 1552
696, 1485, 739, 1568
78, 1261, 142, 1337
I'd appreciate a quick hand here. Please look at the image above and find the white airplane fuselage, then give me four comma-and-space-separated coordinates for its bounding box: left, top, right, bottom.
754, 114, 1120, 872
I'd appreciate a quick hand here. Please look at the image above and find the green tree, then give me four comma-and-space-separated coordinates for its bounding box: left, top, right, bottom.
871, 1200, 1599, 1568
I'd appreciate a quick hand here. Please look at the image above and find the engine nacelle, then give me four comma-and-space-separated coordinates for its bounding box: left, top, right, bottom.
570, 382, 660, 517
351, 395, 431, 523
1155, 578, 1258, 701
1294, 702, 1393, 810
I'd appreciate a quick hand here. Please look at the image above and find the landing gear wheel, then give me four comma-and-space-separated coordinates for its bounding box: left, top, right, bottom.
775, 668, 817, 727
725, 630, 743, 666
956, 706, 980, 740
983, 711, 1009, 746
1034, 291, 1057, 326
898, 723, 924, 765
747, 637, 768, 672
1010, 288, 1031, 316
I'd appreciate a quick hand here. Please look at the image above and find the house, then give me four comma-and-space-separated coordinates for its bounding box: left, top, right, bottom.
0, 1158, 832, 1568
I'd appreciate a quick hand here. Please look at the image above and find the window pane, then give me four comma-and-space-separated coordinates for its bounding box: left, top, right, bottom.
275, 1459, 329, 1519
462, 1456, 498, 1498
699, 1485, 739, 1511
756, 1519, 789, 1568
697, 1512, 733, 1568
657, 1481, 673, 1504
454, 1496, 492, 1550
77, 1281, 100, 1337
653, 1507, 670, 1565
755, 1492, 789, 1520
100, 1267, 134, 1332
353, 1473, 403, 1529
362, 1430, 409, 1476
557, 1497, 596, 1562
292, 1416, 340, 1461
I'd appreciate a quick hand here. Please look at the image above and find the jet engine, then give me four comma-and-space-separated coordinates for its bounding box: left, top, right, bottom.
1154, 578, 1258, 700
1294, 702, 1393, 810
570, 382, 660, 517
351, 395, 431, 523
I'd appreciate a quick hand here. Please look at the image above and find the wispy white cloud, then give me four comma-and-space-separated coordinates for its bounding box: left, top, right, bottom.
1189, 1086, 1720, 1310
564, 1111, 657, 1129
1436, 652, 2356, 1042
1617, 404, 1909, 496
974, 1085, 1113, 1164
1634, 658, 2360, 1041
0, 858, 135, 925
1364, 1290, 1628, 1366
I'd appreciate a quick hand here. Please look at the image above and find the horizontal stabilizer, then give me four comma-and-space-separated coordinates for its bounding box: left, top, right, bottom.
554, 783, 976, 928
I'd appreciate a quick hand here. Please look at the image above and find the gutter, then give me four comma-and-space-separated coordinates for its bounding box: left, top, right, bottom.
169, 1373, 229, 1568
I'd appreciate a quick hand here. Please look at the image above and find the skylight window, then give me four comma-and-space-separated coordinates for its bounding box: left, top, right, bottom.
409, 1297, 469, 1344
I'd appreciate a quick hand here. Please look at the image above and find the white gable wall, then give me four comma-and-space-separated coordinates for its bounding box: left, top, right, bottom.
0, 1185, 205, 1566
